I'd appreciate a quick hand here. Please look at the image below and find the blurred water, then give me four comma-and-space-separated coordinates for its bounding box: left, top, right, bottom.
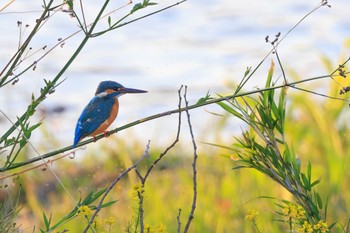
0, 0, 349, 150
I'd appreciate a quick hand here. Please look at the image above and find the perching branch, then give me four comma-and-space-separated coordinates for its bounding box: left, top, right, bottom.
2, 59, 349, 173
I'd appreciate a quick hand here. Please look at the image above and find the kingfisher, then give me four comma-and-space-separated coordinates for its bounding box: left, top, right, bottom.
73, 81, 147, 148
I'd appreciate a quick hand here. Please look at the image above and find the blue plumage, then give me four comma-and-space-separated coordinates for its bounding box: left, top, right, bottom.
73, 96, 115, 147
73, 81, 147, 148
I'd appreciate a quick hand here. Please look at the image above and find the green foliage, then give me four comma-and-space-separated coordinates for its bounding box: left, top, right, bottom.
217, 60, 341, 231
0, 200, 20, 233
39, 188, 116, 232
196, 91, 211, 105
131, 0, 158, 14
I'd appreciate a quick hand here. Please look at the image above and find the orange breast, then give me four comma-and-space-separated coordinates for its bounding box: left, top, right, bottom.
88, 98, 119, 137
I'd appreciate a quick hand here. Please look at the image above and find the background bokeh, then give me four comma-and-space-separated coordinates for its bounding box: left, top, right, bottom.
0, 0, 350, 232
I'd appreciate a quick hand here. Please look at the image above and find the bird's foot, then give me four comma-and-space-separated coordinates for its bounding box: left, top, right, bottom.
103, 131, 109, 138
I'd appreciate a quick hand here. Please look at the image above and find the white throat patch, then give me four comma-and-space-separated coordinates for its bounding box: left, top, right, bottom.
96, 92, 108, 98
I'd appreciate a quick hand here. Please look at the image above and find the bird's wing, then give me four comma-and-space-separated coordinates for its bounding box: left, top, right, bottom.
73, 96, 115, 146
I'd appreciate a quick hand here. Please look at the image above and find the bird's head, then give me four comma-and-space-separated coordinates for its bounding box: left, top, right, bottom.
95, 81, 147, 98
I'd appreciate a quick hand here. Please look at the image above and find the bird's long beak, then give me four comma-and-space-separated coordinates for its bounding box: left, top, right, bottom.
121, 87, 147, 94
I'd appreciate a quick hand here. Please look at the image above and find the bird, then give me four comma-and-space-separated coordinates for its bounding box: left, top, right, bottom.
73, 81, 147, 148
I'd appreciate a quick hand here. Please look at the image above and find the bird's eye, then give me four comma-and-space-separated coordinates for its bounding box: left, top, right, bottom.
115, 87, 123, 91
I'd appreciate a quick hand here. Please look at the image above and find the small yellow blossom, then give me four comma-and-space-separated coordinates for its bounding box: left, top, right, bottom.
245, 209, 259, 221
145, 224, 155, 233
93, 217, 103, 230
313, 220, 329, 233
144, 223, 167, 233
283, 204, 306, 221
77, 205, 92, 217
156, 223, 167, 233
132, 183, 145, 198
297, 221, 313, 233
104, 216, 116, 226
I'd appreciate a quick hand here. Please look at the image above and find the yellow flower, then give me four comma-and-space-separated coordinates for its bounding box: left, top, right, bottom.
77, 205, 92, 217
132, 183, 145, 198
283, 204, 306, 221
297, 221, 313, 233
93, 217, 103, 230
156, 223, 167, 233
313, 220, 328, 233
104, 216, 116, 226
245, 209, 259, 221
143, 223, 167, 233
144, 224, 155, 233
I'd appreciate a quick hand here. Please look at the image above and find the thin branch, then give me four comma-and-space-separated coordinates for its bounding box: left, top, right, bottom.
274, 49, 288, 84
0, 1, 133, 87
82, 140, 151, 233
0, 110, 78, 206
0, 0, 114, 143
290, 86, 347, 101
236, 1, 330, 92
141, 85, 183, 181
79, 0, 88, 33
0, 0, 15, 12
0, 0, 55, 84
91, 0, 188, 37
177, 208, 182, 233
182, 86, 198, 233
0, 149, 80, 180
2, 64, 350, 173
135, 85, 183, 233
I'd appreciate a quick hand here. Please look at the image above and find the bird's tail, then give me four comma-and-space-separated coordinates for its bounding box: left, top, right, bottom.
73, 136, 80, 148
73, 123, 82, 148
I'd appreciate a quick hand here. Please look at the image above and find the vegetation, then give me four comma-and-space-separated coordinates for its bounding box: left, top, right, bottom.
0, 0, 349, 232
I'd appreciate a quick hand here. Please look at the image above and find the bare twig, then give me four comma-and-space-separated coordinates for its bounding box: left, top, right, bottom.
274, 49, 288, 84
82, 140, 151, 233
135, 85, 183, 232
177, 208, 182, 233
139, 85, 183, 181
79, 0, 88, 33
0, 149, 81, 181
0, 0, 15, 13
182, 86, 198, 233
237, 1, 330, 92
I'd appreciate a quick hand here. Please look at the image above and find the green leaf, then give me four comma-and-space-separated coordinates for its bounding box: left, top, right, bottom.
315, 192, 323, 209
90, 188, 107, 202
301, 173, 310, 191
217, 102, 244, 121
66, 0, 74, 10
130, 1, 157, 14
108, 16, 111, 27
263, 60, 275, 103
244, 66, 252, 78
131, 3, 143, 14
4, 137, 16, 146
232, 165, 251, 170
81, 191, 94, 205
43, 212, 52, 229
19, 138, 27, 148
100, 200, 118, 208
196, 91, 211, 104
307, 161, 312, 182
28, 122, 42, 132
310, 178, 321, 188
